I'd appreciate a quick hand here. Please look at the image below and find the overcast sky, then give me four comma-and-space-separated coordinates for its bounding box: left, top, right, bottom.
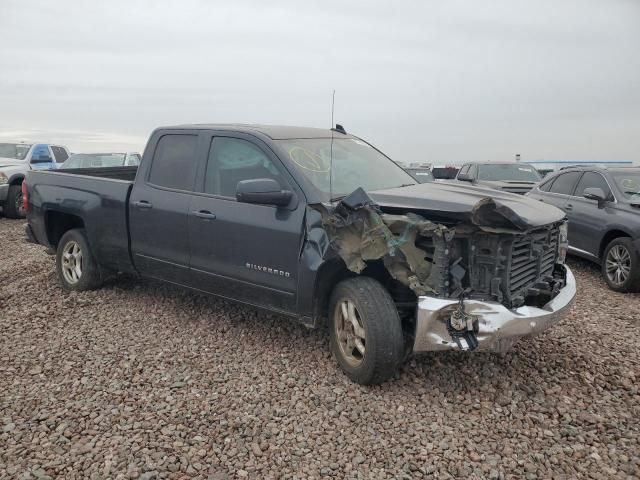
1, 0, 638, 164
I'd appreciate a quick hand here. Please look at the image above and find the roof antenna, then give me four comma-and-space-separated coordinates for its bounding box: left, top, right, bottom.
329, 89, 335, 203
331, 89, 335, 130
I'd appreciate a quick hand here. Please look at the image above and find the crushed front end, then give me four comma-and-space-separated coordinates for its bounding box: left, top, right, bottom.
413, 224, 575, 353
314, 188, 576, 353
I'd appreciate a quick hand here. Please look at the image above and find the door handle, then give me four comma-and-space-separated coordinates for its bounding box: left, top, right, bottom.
133, 200, 153, 209
192, 210, 216, 220
565, 204, 573, 211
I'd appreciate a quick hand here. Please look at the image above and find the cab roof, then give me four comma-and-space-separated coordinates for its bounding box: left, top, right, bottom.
165, 124, 353, 140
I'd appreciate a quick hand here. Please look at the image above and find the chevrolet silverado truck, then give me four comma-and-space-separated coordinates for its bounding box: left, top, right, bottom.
24, 125, 576, 385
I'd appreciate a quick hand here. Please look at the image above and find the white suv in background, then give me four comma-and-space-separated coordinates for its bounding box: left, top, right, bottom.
0, 142, 70, 218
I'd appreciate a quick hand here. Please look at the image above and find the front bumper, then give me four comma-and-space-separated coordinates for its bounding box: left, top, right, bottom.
413, 266, 576, 353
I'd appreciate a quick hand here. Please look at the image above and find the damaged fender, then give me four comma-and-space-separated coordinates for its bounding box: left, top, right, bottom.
311, 188, 454, 296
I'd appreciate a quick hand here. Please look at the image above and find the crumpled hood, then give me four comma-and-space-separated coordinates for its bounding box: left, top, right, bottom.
369, 181, 565, 231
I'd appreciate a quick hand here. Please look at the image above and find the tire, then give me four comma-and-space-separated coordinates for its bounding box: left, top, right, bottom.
329, 277, 404, 385
55, 228, 103, 291
4, 184, 25, 219
602, 237, 640, 293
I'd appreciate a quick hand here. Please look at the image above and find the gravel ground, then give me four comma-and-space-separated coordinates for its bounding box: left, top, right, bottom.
1, 217, 639, 480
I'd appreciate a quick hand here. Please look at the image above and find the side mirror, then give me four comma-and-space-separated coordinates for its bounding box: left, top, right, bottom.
236, 178, 293, 207
583, 187, 607, 206
458, 173, 473, 182
583, 187, 606, 201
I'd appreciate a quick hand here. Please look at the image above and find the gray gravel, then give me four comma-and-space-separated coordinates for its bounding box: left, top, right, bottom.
1, 217, 639, 479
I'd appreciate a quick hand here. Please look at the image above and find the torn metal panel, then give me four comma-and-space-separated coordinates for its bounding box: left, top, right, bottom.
312, 188, 454, 296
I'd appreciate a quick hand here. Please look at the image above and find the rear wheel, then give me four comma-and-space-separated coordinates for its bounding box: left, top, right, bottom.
56, 229, 103, 291
4, 184, 25, 219
329, 277, 404, 385
602, 237, 640, 292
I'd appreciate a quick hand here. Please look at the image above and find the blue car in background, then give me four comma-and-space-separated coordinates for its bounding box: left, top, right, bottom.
0, 142, 70, 218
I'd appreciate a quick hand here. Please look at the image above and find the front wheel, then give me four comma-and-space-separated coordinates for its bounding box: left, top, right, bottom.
56, 228, 103, 291
602, 237, 640, 293
329, 277, 404, 385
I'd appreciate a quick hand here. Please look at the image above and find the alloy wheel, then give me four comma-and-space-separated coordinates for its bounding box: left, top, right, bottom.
334, 299, 366, 367
61, 241, 83, 284
606, 244, 631, 286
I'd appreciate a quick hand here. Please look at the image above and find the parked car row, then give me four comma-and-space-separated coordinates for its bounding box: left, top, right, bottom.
59, 152, 141, 169
0, 142, 140, 218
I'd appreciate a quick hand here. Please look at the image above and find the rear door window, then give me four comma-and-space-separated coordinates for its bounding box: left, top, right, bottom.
148, 135, 198, 191
538, 177, 555, 192
51, 146, 69, 163
549, 172, 582, 195
574, 172, 612, 199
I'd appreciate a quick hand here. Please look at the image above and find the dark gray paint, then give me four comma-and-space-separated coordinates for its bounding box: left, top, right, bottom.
527, 167, 640, 263
26, 124, 568, 324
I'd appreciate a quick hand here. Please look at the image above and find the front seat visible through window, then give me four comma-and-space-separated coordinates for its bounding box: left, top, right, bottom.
205, 137, 282, 197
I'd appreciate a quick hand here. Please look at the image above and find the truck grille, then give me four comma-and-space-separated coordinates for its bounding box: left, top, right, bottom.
505, 225, 559, 303
466, 224, 561, 307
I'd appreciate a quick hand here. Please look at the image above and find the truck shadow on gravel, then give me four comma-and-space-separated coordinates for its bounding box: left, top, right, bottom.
99, 273, 597, 394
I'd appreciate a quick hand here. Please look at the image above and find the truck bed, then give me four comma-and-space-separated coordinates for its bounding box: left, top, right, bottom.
54, 166, 138, 181
26, 169, 136, 274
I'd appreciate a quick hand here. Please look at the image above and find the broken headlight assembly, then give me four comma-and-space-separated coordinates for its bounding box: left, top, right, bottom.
557, 221, 568, 264
0, 172, 8, 185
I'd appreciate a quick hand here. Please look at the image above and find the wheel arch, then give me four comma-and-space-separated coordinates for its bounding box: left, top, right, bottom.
311, 258, 415, 326
312, 259, 354, 325
9, 174, 25, 186
45, 210, 86, 248
599, 229, 632, 259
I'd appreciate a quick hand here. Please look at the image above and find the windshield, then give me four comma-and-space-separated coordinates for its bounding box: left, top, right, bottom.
406, 168, 434, 183
60, 153, 126, 169
0, 143, 31, 160
477, 164, 541, 182
611, 172, 640, 202
275, 138, 416, 200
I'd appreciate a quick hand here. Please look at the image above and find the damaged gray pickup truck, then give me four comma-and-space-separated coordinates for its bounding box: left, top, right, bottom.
25, 124, 576, 385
